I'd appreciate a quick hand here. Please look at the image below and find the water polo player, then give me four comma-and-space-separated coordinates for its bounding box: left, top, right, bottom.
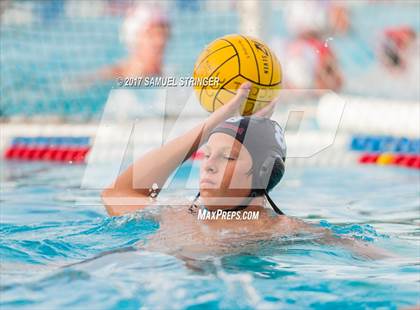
101, 83, 390, 259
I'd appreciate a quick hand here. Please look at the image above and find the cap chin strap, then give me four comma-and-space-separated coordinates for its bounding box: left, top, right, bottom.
192, 190, 284, 215
262, 189, 284, 215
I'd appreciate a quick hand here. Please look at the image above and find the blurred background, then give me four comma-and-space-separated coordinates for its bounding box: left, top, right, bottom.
0, 0, 418, 121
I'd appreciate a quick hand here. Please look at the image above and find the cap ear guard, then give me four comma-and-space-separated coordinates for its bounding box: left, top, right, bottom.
253, 153, 286, 215
253, 152, 285, 192
266, 156, 285, 192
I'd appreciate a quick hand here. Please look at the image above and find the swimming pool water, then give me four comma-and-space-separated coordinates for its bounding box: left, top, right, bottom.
1, 161, 419, 309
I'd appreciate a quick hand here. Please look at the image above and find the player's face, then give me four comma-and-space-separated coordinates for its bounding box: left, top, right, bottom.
138, 22, 170, 51
199, 133, 253, 209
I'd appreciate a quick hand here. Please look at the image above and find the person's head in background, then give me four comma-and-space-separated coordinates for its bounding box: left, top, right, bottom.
198, 117, 286, 213
284, 0, 349, 39
281, 1, 345, 92
120, 4, 170, 75
379, 26, 417, 73
283, 38, 343, 92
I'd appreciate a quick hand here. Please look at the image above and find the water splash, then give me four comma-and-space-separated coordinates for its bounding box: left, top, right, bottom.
319, 220, 389, 242
324, 37, 334, 48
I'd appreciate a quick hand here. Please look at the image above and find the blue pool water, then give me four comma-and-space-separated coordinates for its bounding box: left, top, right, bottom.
1, 160, 419, 309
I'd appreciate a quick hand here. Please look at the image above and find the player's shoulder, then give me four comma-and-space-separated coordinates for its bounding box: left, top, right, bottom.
149, 200, 194, 219
272, 215, 318, 233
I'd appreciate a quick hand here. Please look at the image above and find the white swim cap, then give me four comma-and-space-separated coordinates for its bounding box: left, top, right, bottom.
120, 4, 169, 49
284, 1, 329, 37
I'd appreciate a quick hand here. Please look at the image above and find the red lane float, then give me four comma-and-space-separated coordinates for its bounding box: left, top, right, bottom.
4, 137, 91, 164
358, 152, 420, 170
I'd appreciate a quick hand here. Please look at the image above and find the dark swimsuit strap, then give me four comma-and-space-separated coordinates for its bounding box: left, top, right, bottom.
190, 190, 284, 215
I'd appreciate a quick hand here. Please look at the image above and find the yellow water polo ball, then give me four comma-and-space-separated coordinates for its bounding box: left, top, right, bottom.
193, 34, 282, 116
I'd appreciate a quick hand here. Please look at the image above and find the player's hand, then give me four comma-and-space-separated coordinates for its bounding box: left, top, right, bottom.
253, 96, 279, 119
206, 82, 252, 127
222, 82, 253, 116
222, 82, 279, 119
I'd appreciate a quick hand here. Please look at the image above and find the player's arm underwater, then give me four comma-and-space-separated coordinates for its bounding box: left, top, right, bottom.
285, 219, 394, 260
312, 227, 395, 260
101, 83, 270, 216
327, 235, 394, 260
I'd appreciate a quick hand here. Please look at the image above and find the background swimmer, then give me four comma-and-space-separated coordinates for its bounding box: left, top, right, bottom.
63, 3, 170, 92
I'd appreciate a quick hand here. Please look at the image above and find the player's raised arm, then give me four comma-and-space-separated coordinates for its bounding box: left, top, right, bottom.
101, 83, 252, 216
